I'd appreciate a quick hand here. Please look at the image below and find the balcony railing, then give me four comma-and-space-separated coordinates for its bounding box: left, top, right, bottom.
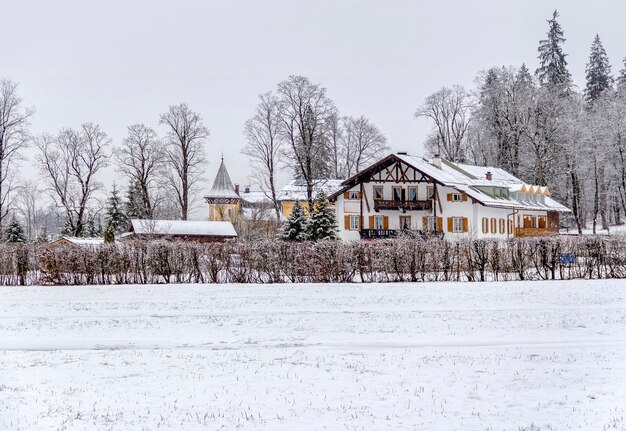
373, 199, 432, 212
515, 227, 558, 237
360, 229, 444, 240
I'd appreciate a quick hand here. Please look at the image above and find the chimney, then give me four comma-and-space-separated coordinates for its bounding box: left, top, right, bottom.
244, 185, 250, 194
234, 183, 240, 195
432, 154, 442, 169
486, 171, 493, 181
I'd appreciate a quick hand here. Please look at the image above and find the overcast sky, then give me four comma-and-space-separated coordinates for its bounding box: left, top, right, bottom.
3, 0, 625, 214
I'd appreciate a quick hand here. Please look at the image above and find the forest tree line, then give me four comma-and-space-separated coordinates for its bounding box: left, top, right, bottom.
416, 10, 626, 234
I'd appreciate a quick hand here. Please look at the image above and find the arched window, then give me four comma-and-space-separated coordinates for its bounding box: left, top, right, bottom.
482, 217, 488, 234
490, 218, 497, 234
499, 218, 505, 234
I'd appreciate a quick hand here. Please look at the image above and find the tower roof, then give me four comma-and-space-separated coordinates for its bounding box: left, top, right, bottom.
206, 158, 240, 199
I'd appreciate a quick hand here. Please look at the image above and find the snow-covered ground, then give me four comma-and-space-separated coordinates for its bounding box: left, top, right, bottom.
1, 281, 626, 430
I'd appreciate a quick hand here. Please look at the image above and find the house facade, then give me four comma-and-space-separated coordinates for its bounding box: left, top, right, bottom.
329, 152, 570, 241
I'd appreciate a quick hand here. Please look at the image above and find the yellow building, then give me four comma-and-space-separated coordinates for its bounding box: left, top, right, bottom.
204, 158, 241, 221
277, 179, 343, 218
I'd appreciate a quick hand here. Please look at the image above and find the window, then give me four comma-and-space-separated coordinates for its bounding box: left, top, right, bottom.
482, 217, 488, 234
349, 215, 360, 230
348, 190, 359, 200
227, 208, 233, 220
392, 187, 402, 201
508, 219, 513, 234
523, 215, 536, 228
490, 218, 497, 234
400, 216, 412, 230
499, 218, 505, 234
373, 215, 384, 230
425, 216, 437, 231
452, 217, 463, 233
538, 216, 547, 229
373, 185, 383, 200
408, 187, 418, 201
452, 193, 462, 202
426, 186, 434, 199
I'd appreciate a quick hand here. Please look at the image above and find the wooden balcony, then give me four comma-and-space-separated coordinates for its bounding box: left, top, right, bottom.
515, 227, 558, 237
373, 199, 432, 212
360, 229, 444, 240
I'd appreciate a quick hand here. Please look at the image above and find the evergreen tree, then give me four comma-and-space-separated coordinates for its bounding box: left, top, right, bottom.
305, 192, 338, 241
106, 184, 128, 233
584, 34, 613, 104
4, 216, 26, 243
103, 222, 115, 243
536, 10, 571, 88
279, 200, 308, 241
516, 63, 533, 88
125, 180, 146, 219
617, 57, 626, 92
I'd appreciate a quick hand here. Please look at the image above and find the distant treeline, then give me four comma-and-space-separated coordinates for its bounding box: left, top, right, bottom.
1, 236, 626, 286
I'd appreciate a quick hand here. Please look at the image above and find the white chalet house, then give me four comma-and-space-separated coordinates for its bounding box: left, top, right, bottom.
329, 152, 570, 241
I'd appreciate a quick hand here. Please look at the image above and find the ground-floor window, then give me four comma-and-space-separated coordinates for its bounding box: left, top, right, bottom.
373, 215, 384, 230
399, 215, 412, 230
499, 218, 505, 234
349, 215, 360, 230
538, 216, 547, 228
452, 217, 463, 233
482, 217, 488, 233
490, 218, 497, 234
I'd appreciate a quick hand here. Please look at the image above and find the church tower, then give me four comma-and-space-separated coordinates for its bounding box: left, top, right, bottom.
204, 157, 240, 221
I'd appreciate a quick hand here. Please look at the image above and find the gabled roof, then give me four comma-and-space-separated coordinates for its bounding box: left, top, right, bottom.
331, 152, 571, 213
277, 178, 344, 202
130, 219, 237, 237
205, 158, 240, 199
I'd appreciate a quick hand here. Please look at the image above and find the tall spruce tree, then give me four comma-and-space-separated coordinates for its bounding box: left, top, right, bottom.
105, 184, 128, 233
536, 10, 571, 88
125, 180, 145, 219
617, 58, 626, 92
279, 200, 308, 241
4, 216, 26, 243
584, 35, 613, 104
305, 192, 338, 241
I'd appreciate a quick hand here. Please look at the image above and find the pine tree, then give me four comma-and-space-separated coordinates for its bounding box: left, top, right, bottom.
125, 180, 145, 219
106, 184, 128, 233
584, 34, 613, 104
536, 10, 571, 88
617, 58, 626, 92
305, 192, 338, 241
279, 200, 308, 241
103, 222, 115, 243
4, 216, 26, 243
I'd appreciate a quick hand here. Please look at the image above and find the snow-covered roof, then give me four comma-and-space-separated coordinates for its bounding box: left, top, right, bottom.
54, 237, 106, 246
339, 153, 571, 213
205, 159, 240, 199
130, 219, 237, 237
277, 179, 344, 202
240, 190, 273, 205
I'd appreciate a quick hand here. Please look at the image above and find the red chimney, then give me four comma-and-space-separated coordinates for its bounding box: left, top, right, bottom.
486, 172, 493, 181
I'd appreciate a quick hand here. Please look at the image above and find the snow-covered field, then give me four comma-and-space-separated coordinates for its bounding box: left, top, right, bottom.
1, 281, 626, 430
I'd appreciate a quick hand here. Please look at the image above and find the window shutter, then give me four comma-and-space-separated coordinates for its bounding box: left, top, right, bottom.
462, 194, 468, 202
360, 216, 364, 229
357, 192, 362, 200
343, 191, 349, 199
383, 216, 389, 230
462, 217, 468, 232
344, 215, 350, 229
422, 216, 428, 230
368, 216, 374, 229
447, 217, 453, 232
437, 217, 443, 231
447, 193, 452, 201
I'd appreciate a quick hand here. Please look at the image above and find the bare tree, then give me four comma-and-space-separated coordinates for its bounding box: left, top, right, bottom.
159, 103, 209, 220
326, 113, 343, 179
340, 115, 388, 178
16, 179, 41, 241
0, 79, 33, 231
415, 85, 472, 162
36, 123, 110, 237
116, 124, 166, 218
243, 92, 282, 222
277, 75, 337, 210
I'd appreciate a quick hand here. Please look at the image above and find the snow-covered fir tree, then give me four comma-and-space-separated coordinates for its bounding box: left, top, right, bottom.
536, 10, 571, 88
85, 218, 102, 238
617, 58, 626, 92
584, 34, 613, 104
279, 200, 308, 241
125, 180, 146, 219
305, 192, 338, 241
106, 184, 128, 233
4, 216, 26, 243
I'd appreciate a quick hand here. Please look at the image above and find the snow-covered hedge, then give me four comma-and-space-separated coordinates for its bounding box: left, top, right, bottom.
1, 235, 626, 285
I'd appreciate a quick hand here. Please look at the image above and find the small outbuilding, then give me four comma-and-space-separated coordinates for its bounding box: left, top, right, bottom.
125, 219, 237, 242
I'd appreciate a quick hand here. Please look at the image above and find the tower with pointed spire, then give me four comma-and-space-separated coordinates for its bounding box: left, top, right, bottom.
204, 157, 241, 221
